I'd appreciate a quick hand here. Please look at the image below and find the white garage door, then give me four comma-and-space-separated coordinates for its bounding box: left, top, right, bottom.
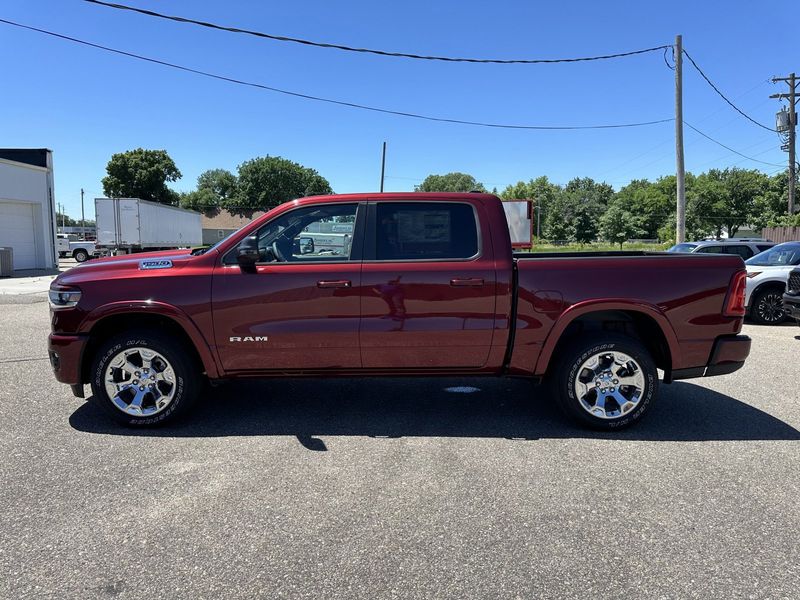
0, 201, 37, 269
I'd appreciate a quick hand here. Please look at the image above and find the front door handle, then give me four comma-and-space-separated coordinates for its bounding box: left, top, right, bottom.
450, 278, 484, 287
317, 280, 352, 288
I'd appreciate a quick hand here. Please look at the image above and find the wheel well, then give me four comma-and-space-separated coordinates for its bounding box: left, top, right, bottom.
80, 313, 204, 383
547, 310, 672, 373
751, 280, 787, 298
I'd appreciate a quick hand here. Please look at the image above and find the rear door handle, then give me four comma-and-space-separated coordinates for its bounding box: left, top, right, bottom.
450, 278, 484, 287
317, 280, 352, 288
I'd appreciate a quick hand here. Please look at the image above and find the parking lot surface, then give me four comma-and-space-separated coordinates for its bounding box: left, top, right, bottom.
1, 298, 798, 599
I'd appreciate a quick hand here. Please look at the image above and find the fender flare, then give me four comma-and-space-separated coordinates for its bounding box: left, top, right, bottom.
80, 301, 221, 379
534, 299, 681, 375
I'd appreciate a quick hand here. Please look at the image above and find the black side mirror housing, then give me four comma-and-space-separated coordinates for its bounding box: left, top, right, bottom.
237, 235, 259, 273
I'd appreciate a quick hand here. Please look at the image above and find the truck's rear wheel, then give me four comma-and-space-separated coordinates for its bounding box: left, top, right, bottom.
73, 248, 89, 262
551, 333, 657, 430
89, 330, 200, 426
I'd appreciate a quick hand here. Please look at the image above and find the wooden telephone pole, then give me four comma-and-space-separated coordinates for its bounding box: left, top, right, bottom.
771, 73, 797, 214
675, 35, 686, 242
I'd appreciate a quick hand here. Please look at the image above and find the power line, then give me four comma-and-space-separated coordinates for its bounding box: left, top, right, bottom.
0, 18, 674, 131
683, 122, 784, 166
84, 0, 671, 65
682, 49, 776, 132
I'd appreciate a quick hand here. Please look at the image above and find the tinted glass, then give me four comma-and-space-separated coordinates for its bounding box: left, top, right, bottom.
745, 243, 800, 266
695, 245, 723, 254
756, 244, 775, 252
375, 203, 478, 260
724, 245, 753, 259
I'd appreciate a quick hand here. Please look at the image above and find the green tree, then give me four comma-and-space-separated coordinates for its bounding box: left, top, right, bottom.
102, 148, 181, 205
228, 156, 333, 212
416, 172, 486, 193
611, 178, 672, 239
750, 170, 789, 232
198, 169, 237, 201
571, 205, 598, 245
600, 205, 645, 249
179, 168, 239, 212
179, 188, 219, 212
542, 177, 609, 242
694, 168, 767, 237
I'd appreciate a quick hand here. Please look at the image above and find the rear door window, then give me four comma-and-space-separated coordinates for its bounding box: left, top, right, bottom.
724, 245, 754, 259
374, 203, 479, 261
695, 245, 723, 254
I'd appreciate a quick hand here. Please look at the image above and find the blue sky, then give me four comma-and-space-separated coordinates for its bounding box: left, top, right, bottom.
0, 0, 792, 219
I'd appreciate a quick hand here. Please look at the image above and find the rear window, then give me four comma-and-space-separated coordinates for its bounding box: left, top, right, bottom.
375, 203, 478, 260
725, 245, 754, 259
756, 244, 775, 253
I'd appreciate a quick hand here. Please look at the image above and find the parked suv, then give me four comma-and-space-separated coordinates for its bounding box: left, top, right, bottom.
781, 267, 800, 324
667, 238, 775, 260
745, 242, 800, 324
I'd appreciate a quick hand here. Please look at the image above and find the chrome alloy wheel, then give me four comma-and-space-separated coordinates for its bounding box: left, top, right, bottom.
756, 292, 784, 323
104, 347, 177, 417
573, 350, 646, 420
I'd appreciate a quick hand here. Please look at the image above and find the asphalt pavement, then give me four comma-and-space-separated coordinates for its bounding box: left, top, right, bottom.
1, 298, 798, 599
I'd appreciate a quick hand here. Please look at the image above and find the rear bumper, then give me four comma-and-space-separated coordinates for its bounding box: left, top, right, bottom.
671, 334, 751, 381
48, 333, 88, 386
782, 293, 800, 322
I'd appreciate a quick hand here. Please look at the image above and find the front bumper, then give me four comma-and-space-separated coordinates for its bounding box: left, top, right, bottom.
782, 293, 800, 323
48, 333, 89, 386
671, 334, 751, 381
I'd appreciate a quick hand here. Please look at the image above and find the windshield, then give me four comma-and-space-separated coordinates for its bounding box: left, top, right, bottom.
745, 243, 800, 266
667, 243, 698, 253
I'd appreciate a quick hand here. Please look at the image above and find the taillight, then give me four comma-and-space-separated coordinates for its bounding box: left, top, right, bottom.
723, 271, 747, 317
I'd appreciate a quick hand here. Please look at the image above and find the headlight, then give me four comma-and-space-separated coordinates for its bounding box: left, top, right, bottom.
49, 289, 81, 309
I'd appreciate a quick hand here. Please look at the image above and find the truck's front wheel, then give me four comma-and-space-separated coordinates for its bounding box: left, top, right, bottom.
89, 330, 200, 426
551, 334, 657, 430
73, 248, 89, 262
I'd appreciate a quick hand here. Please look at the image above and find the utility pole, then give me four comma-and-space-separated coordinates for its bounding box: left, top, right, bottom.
380, 141, 387, 193
771, 73, 797, 214
675, 34, 686, 243
80, 188, 86, 239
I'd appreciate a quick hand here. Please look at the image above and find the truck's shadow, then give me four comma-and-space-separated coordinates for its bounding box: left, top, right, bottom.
69, 379, 800, 445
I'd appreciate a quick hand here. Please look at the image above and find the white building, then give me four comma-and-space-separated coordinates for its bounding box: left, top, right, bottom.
0, 149, 58, 270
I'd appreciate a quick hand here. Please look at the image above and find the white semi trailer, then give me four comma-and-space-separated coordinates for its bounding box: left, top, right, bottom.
94, 198, 202, 256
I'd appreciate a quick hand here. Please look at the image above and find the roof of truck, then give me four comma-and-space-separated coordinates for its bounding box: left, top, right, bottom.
300, 192, 500, 203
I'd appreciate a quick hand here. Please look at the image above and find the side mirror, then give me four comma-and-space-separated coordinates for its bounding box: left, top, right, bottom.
237, 235, 259, 273
300, 237, 315, 255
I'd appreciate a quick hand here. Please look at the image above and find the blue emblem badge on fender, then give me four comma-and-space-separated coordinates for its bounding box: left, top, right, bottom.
139, 259, 173, 270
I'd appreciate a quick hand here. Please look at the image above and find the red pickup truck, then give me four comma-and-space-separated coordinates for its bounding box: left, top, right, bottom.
48, 193, 751, 429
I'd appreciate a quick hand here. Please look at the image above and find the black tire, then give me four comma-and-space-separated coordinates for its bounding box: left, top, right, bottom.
89, 329, 200, 426
73, 248, 89, 262
749, 288, 786, 325
550, 333, 658, 430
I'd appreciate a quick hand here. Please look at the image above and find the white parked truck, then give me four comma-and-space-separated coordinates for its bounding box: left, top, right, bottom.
57, 234, 96, 262
94, 198, 202, 256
